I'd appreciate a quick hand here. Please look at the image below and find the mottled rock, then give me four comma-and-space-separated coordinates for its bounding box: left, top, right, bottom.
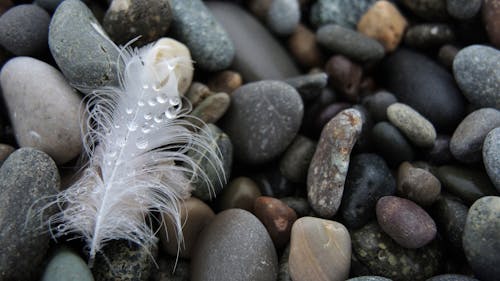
397, 162, 441, 206
447, 0, 482, 19
387, 103, 436, 147
325, 55, 363, 102
288, 24, 325, 68
207, 70, 242, 94
362, 90, 397, 122
398, 0, 448, 20
289, 217, 351, 281
191, 209, 278, 281
307, 109, 363, 218
463, 196, 500, 281
267, 0, 300, 36
218, 177, 261, 212
371, 121, 414, 166
254, 196, 297, 249
432, 195, 468, 251
404, 24, 455, 49
483, 128, 500, 191
310, 0, 377, 28
279, 135, 316, 183
483, 0, 500, 48
41, 248, 94, 281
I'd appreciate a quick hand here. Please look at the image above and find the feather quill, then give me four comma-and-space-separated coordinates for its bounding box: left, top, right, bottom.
43, 38, 225, 265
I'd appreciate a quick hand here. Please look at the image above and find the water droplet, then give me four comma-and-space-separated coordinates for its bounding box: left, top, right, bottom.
169, 96, 181, 106
125, 108, 133, 114
152, 84, 161, 91
138, 100, 145, 107
141, 126, 151, 134
57, 224, 67, 232
114, 124, 120, 129
154, 114, 164, 123
144, 113, 153, 120
156, 94, 168, 104
136, 138, 148, 149
165, 108, 176, 119
128, 122, 138, 132
142, 84, 149, 90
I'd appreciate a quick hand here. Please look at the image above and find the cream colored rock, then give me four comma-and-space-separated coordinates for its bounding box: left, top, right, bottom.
0, 57, 82, 164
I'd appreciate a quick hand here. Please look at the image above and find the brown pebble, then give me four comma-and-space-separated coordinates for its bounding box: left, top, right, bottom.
357, 0, 407, 52
185, 82, 212, 108
191, 92, 230, 127
376, 196, 437, 248
0, 143, 14, 163
483, 0, 500, 48
207, 70, 242, 94
218, 176, 261, 212
325, 55, 363, 102
288, 24, 324, 68
397, 162, 441, 206
254, 196, 297, 249
247, 0, 272, 19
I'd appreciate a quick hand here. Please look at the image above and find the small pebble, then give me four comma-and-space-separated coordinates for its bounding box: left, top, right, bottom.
185, 82, 211, 107
438, 44, 459, 70
483, 0, 500, 48
426, 274, 479, 281
483, 128, 500, 191
362, 90, 397, 122
283, 72, 328, 101
404, 23, 455, 49
447, 0, 482, 19
371, 121, 414, 166
387, 103, 437, 148
41, 247, 94, 281
310, 0, 377, 29
217, 177, 261, 212
254, 196, 297, 249
398, 0, 448, 20
266, 0, 300, 36
191, 92, 231, 126
207, 70, 242, 95
279, 135, 316, 183
0, 143, 14, 163
325, 55, 363, 102
432, 195, 468, 251
397, 162, 441, 206
287, 24, 325, 68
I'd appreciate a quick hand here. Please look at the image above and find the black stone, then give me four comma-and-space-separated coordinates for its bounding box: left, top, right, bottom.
371, 121, 414, 167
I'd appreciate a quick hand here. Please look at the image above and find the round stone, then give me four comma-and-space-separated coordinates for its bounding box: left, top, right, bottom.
387, 103, 437, 148
463, 196, 500, 281
279, 135, 316, 183
266, 0, 300, 36
483, 127, 500, 191
362, 90, 397, 122
397, 162, 441, 206
254, 196, 297, 249
217, 177, 262, 212
453, 45, 500, 108
371, 121, 414, 166
310, 0, 377, 29
191, 209, 278, 281
221, 80, 303, 165
41, 247, 93, 281
0, 4, 50, 56
447, 0, 482, 19
404, 23, 455, 49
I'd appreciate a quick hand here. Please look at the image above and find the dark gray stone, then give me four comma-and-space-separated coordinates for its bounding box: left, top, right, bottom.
316, 24, 385, 62
450, 108, 500, 163
362, 90, 398, 122
483, 127, 500, 192
279, 135, 316, 183
463, 196, 500, 281
347, 277, 392, 281
310, 0, 377, 28
453, 45, 500, 109
404, 24, 455, 49
423, 135, 454, 165
207, 2, 300, 81
191, 209, 278, 281
278, 245, 291, 281
283, 72, 328, 101
34, 0, 65, 12
41, 247, 94, 281
426, 274, 478, 281
446, 0, 482, 19
0, 148, 60, 280
267, 0, 300, 36
341, 153, 396, 229
371, 121, 414, 167
49, 0, 121, 88
398, 0, 448, 21
221, 80, 303, 165
432, 195, 468, 251
0, 4, 50, 56
281, 197, 311, 218
170, 0, 234, 72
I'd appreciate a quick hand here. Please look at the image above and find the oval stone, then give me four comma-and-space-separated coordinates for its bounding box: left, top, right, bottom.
191, 209, 278, 281
447, 0, 482, 19
266, 0, 300, 36
221, 80, 303, 165
483, 127, 500, 191
397, 162, 441, 206
404, 23, 455, 49
254, 196, 297, 249
371, 121, 414, 167
387, 103, 437, 148
41, 248, 94, 281
279, 135, 317, 183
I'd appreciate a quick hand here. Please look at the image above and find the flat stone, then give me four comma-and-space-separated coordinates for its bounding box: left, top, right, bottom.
483, 127, 500, 192
0, 57, 82, 164
432, 195, 468, 251
447, 0, 482, 19
279, 135, 316, 183
371, 121, 414, 167
404, 24, 455, 49
217, 177, 261, 212
397, 162, 441, 206
387, 103, 437, 148
453, 45, 500, 109
254, 196, 297, 249
310, 0, 377, 29
483, 0, 500, 48
266, 0, 300, 36
41, 247, 94, 281
307, 109, 363, 218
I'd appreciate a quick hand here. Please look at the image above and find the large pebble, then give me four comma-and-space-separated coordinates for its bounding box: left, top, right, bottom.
450, 108, 500, 163
432, 195, 468, 251
483, 127, 500, 191
483, 0, 500, 48
279, 135, 316, 183
453, 45, 500, 109
387, 103, 436, 148
289, 217, 351, 281
208, 2, 299, 81
41, 247, 94, 281
170, 0, 234, 72
341, 153, 396, 229
0, 148, 60, 280
310, 0, 377, 29
381, 48, 465, 131
221, 81, 303, 165
49, 0, 121, 88
463, 196, 500, 281
307, 109, 363, 218
351, 222, 442, 281
316, 24, 385, 62
266, 0, 300, 36
447, 0, 482, 19
397, 162, 441, 206
0, 57, 82, 164
217, 177, 262, 212
191, 209, 278, 281
371, 121, 414, 166
398, 0, 448, 20
254, 196, 297, 249
0, 4, 50, 56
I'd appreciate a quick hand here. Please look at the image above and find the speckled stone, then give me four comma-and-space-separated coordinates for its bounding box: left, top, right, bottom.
371, 121, 414, 166
398, 0, 448, 20
387, 103, 437, 148
217, 177, 262, 212
483, 0, 500, 48
351, 222, 442, 281
447, 0, 482, 19
453, 45, 500, 109
49, 0, 121, 88
266, 0, 300, 36
310, 0, 377, 28
362, 90, 397, 122
221, 80, 303, 165
307, 109, 363, 218
170, 0, 234, 72
397, 162, 441, 206
279, 135, 316, 183
404, 24, 455, 49
432, 195, 468, 251
463, 196, 500, 281
483, 127, 500, 192
426, 274, 478, 281
41, 248, 94, 281
191, 209, 278, 281
0, 148, 60, 280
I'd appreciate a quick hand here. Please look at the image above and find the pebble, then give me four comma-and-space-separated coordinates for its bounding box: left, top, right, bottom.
188, 124, 232, 201
221, 80, 303, 165
0, 143, 14, 163
387, 103, 437, 148
283, 72, 328, 101
92, 240, 157, 281
0, 148, 59, 280
438, 44, 459, 70
207, 2, 300, 81
254, 196, 297, 249
426, 274, 479, 281
191, 92, 231, 126
357, 0, 407, 52
0, 57, 82, 164
160, 197, 214, 258
207, 70, 242, 94
371, 121, 414, 166
325, 55, 363, 102
103, 0, 172, 45
287, 24, 325, 68
169, 0, 234, 72
436, 165, 498, 204
341, 153, 396, 229
191, 209, 278, 281
310, 0, 377, 29
453, 45, 500, 109
483, 0, 500, 48
447, 0, 482, 19
450, 108, 500, 163
362, 90, 397, 122
347, 277, 392, 281
49, 0, 121, 88
351, 222, 442, 281
463, 196, 500, 281
307, 109, 363, 218
0, 4, 50, 56
381, 48, 465, 132
185, 82, 211, 108
397, 162, 441, 206
404, 24, 455, 49
266, 0, 300, 36
483, 128, 500, 191
289, 217, 351, 281
281, 197, 312, 218
314, 103, 351, 135
217, 177, 261, 212
423, 135, 454, 165
398, 0, 449, 20
316, 24, 385, 63
41, 247, 94, 281
432, 195, 468, 251
253, 167, 297, 198
279, 135, 316, 183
